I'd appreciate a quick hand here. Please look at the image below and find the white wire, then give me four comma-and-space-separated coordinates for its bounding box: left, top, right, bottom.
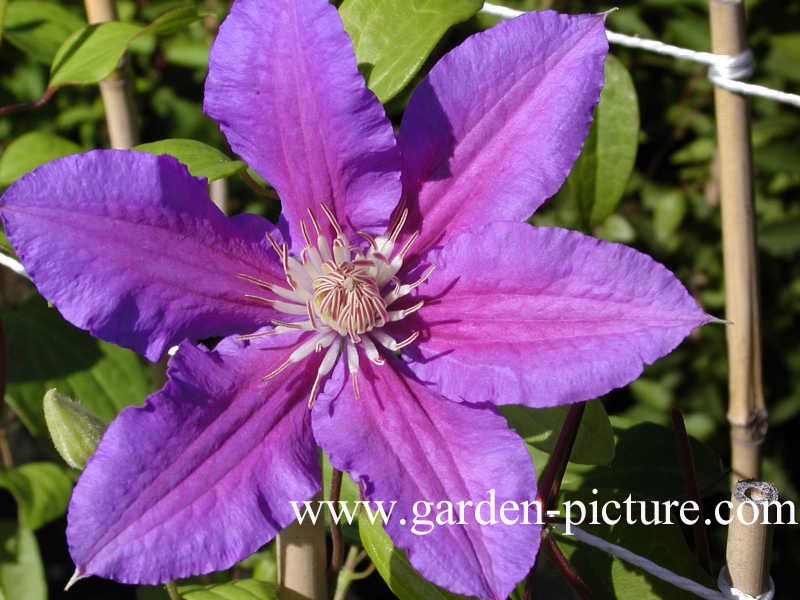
481, 2, 800, 109
718, 567, 775, 600
552, 523, 774, 600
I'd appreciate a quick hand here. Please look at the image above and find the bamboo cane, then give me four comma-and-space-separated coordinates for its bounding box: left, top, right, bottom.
277, 492, 328, 600
83, 0, 139, 149
723, 480, 776, 597
708, 0, 766, 484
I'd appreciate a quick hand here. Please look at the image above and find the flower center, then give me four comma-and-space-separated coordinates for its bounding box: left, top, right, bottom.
312, 261, 387, 337
236, 204, 433, 406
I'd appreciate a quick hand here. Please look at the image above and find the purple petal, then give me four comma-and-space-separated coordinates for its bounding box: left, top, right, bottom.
0, 150, 285, 361
398, 11, 607, 255
313, 358, 539, 600
204, 0, 401, 248
407, 223, 711, 407
68, 332, 321, 583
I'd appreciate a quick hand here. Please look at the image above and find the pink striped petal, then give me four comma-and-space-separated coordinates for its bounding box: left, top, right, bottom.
68, 333, 321, 583
0, 150, 285, 361
205, 0, 401, 249
398, 11, 608, 255
407, 223, 711, 407
313, 358, 539, 600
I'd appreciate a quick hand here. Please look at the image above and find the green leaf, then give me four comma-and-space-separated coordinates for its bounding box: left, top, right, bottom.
0, 0, 7, 45
566, 422, 726, 501
0, 462, 74, 530
0, 131, 82, 186
236, 544, 277, 584
3, 1, 84, 64
134, 139, 246, 182
555, 489, 712, 600
501, 401, 615, 466
594, 214, 636, 243
566, 54, 639, 228
49, 6, 205, 87
0, 522, 46, 600
758, 219, 800, 257
43, 389, 106, 470
178, 579, 279, 600
649, 188, 687, 243
359, 517, 475, 600
49, 21, 142, 87
146, 6, 209, 37
3, 297, 151, 438
340, 0, 483, 103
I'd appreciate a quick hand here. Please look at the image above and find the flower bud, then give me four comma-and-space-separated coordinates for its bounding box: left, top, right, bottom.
43, 389, 106, 469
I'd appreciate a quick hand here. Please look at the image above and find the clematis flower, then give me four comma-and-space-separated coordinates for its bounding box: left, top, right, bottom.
0, 0, 710, 598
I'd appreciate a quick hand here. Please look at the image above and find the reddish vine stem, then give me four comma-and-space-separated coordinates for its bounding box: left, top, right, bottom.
670, 408, 713, 575
241, 170, 281, 202
329, 468, 344, 573
543, 533, 593, 600
537, 402, 586, 508
0, 88, 56, 117
527, 402, 587, 599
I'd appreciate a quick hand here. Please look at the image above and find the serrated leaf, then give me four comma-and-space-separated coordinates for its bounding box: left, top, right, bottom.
0, 132, 82, 186
501, 401, 615, 466
359, 517, 475, 600
566, 54, 639, 227
0, 462, 73, 530
3, 0, 84, 64
178, 579, 279, 600
3, 297, 151, 438
49, 6, 205, 87
134, 139, 246, 181
0, 522, 46, 600
340, 0, 482, 103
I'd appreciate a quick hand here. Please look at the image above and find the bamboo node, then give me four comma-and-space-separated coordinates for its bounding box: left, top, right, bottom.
727, 408, 768, 445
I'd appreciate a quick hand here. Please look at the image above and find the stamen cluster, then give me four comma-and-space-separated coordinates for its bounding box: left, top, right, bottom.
237, 205, 433, 405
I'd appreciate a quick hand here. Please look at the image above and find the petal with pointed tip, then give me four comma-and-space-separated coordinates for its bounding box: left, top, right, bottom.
313, 357, 539, 600
204, 0, 401, 249
398, 11, 607, 255
0, 150, 285, 361
67, 333, 321, 583
407, 223, 711, 407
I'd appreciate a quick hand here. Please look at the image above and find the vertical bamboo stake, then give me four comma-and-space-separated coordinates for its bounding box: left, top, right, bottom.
724, 480, 776, 596
83, 0, 139, 149
277, 492, 327, 600
708, 0, 766, 484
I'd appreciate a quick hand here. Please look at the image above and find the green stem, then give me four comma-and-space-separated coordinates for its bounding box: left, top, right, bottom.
165, 581, 181, 600
332, 546, 370, 600
0, 318, 12, 469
